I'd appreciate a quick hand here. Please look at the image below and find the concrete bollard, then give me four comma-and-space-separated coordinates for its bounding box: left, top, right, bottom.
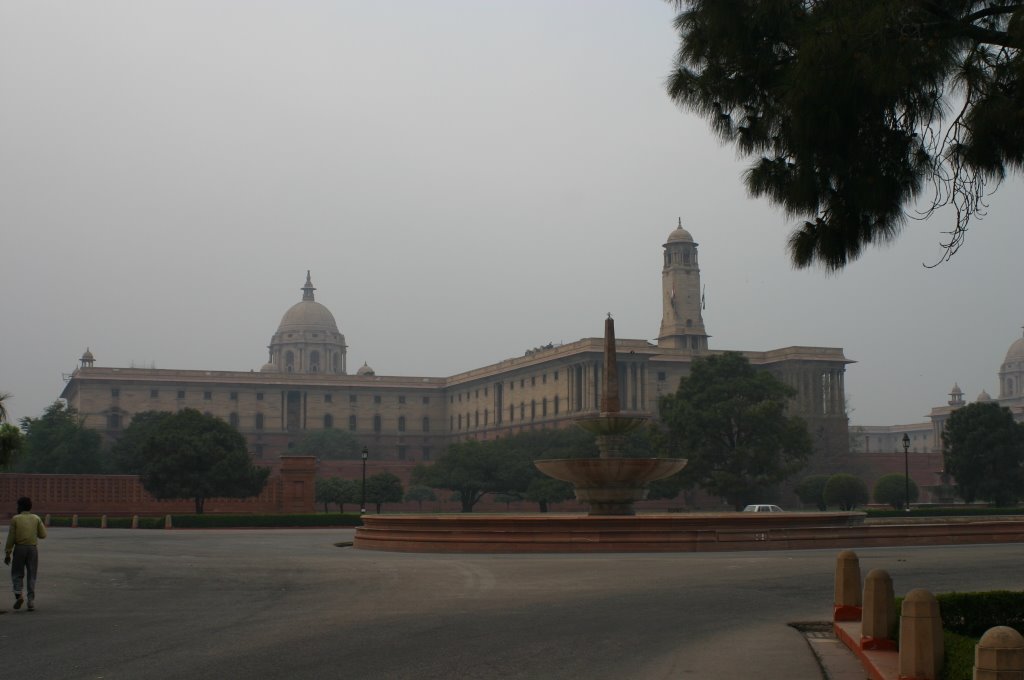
974, 626, 1024, 680
898, 588, 943, 680
100, 514, 107, 529
861, 569, 897, 651
44, 514, 50, 526
131, 515, 139, 529
834, 549, 863, 621
72, 514, 78, 528
164, 514, 173, 529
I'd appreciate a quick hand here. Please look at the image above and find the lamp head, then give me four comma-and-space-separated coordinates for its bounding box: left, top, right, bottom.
902, 433, 910, 449
361, 446, 368, 461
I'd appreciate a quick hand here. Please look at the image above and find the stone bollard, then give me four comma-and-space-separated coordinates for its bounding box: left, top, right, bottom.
44, 514, 50, 526
164, 514, 173, 529
861, 569, 897, 651
131, 515, 139, 529
834, 550, 863, 621
72, 514, 78, 528
898, 589, 943, 680
974, 626, 1024, 680
100, 514, 107, 529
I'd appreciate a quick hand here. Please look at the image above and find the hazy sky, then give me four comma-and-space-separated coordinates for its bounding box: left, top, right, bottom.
2, 1, 1022, 427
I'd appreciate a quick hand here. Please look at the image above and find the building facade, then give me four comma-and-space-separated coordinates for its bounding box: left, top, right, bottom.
61, 222, 852, 464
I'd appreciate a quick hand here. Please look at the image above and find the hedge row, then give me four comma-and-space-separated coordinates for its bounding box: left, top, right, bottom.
45, 513, 363, 529
867, 506, 1024, 518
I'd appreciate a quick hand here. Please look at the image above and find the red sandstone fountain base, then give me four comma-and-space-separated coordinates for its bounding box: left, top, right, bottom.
534, 458, 688, 515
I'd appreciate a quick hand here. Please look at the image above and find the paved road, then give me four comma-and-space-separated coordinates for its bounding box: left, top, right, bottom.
2, 529, 1022, 679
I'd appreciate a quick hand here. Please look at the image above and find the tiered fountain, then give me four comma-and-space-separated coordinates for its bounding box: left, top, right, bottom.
534, 315, 687, 515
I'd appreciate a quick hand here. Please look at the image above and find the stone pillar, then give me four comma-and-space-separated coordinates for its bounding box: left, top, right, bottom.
861, 569, 896, 651
974, 626, 1024, 680
131, 515, 139, 529
44, 514, 50, 526
898, 589, 943, 680
164, 514, 173, 529
100, 514, 107, 529
279, 456, 317, 513
71, 514, 78, 528
834, 550, 862, 621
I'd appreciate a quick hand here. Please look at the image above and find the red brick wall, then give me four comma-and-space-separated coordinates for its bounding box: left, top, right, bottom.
0, 456, 316, 517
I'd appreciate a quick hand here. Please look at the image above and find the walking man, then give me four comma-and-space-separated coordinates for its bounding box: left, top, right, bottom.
4, 496, 47, 612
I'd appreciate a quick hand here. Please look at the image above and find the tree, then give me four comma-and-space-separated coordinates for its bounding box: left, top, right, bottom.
404, 485, 437, 511
873, 473, 920, 510
291, 428, 363, 459
666, 1, 1024, 270
411, 440, 532, 512
0, 423, 24, 470
659, 353, 812, 509
523, 477, 574, 513
16, 401, 104, 473
795, 475, 830, 511
109, 410, 174, 473
315, 477, 358, 513
823, 473, 869, 511
943, 401, 1024, 505
0, 391, 10, 423
365, 472, 404, 513
134, 408, 270, 513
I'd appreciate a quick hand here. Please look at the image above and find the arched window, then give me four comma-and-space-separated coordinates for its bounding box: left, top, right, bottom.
332, 353, 339, 372
285, 351, 295, 373
323, 414, 333, 428
309, 350, 320, 373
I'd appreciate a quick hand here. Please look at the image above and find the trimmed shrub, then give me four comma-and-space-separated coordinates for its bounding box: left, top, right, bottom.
823, 473, 869, 510
873, 473, 920, 510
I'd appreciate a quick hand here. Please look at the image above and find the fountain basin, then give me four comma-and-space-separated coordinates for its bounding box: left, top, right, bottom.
535, 458, 687, 515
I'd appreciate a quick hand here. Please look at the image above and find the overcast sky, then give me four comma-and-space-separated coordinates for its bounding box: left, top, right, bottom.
2, 1, 1022, 428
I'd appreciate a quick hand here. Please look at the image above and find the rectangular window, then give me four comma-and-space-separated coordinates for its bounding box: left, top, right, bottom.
373, 414, 382, 432
554, 395, 560, 415
422, 416, 430, 432
150, 389, 159, 398
107, 413, 121, 429
111, 388, 120, 398
458, 394, 462, 402
177, 390, 186, 399
256, 392, 264, 401
531, 377, 535, 386
398, 395, 406, 404
203, 391, 212, 400
255, 413, 264, 430
349, 415, 357, 431
230, 391, 238, 401
422, 396, 430, 405
475, 389, 479, 398
350, 394, 357, 404
657, 372, 667, 382
374, 395, 381, 405
542, 374, 547, 384
397, 446, 407, 461
554, 370, 559, 381
398, 416, 406, 432
324, 393, 332, 403
229, 413, 239, 428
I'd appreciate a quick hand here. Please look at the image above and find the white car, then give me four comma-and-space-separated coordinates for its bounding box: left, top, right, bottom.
743, 504, 784, 513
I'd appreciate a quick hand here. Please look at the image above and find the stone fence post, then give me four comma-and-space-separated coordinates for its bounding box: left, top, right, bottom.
71, 514, 78, 528
898, 589, 943, 680
100, 514, 107, 529
861, 569, 896, 651
164, 514, 173, 529
834, 549, 862, 621
131, 515, 139, 529
974, 626, 1024, 680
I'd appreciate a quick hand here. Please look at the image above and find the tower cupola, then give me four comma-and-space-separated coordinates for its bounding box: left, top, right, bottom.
657, 218, 709, 352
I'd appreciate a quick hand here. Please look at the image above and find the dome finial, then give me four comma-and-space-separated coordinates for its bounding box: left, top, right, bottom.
678, 216, 682, 229
301, 271, 316, 301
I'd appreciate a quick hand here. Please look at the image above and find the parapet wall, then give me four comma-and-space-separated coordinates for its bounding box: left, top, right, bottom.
0, 456, 316, 517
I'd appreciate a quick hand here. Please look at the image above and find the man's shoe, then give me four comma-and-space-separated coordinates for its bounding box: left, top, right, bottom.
26, 601, 34, 612
13, 595, 24, 610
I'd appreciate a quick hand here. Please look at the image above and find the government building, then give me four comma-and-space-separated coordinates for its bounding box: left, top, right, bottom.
61, 222, 852, 465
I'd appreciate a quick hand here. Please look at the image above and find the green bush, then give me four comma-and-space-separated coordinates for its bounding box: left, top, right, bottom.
867, 506, 1024, 518
873, 473, 919, 510
941, 631, 977, 680
823, 473, 869, 510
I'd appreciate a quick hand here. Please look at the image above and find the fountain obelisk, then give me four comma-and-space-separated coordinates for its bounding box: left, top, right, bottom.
534, 315, 687, 515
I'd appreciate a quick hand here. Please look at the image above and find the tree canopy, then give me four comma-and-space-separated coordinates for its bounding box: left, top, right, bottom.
131, 408, 270, 513
823, 473, 869, 510
15, 401, 104, 473
667, 0, 1024, 270
659, 352, 812, 509
873, 473, 920, 510
366, 472, 404, 513
942, 401, 1024, 505
316, 477, 359, 513
411, 440, 534, 512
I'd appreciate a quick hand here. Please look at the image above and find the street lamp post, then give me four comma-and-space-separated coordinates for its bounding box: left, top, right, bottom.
361, 446, 368, 515
902, 433, 911, 512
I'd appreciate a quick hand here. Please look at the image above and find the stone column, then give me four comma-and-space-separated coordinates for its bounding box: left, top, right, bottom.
974, 626, 1024, 680
861, 569, 896, 650
834, 550, 862, 621
898, 589, 943, 680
